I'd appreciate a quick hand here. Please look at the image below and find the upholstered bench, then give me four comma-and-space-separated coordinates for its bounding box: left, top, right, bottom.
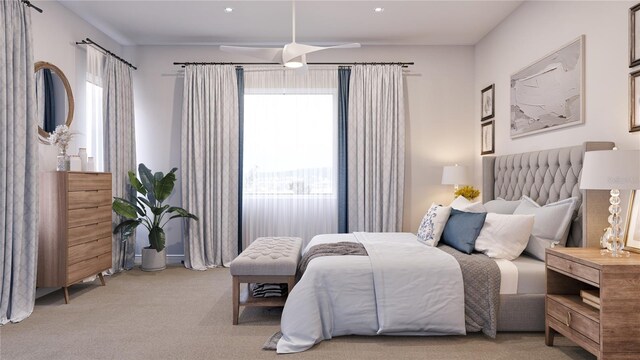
229, 236, 302, 325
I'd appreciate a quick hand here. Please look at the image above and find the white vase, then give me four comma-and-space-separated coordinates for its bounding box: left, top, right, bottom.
141, 247, 166, 272
78, 148, 87, 171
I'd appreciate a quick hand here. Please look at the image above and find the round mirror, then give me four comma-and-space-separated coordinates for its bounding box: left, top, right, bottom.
35, 61, 74, 139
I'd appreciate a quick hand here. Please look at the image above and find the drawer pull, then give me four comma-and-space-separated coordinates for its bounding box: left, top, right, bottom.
565, 311, 572, 327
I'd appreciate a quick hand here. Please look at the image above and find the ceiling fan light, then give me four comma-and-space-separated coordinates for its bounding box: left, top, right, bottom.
284, 61, 304, 68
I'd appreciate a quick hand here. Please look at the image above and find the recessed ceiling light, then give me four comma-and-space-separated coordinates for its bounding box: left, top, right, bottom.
224, 7, 233, 13
373, 7, 384, 13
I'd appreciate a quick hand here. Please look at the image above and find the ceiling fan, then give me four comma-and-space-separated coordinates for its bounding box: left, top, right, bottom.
220, 1, 360, 68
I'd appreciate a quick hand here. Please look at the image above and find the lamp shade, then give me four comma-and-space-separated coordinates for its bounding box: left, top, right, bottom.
442, 165, 469, 185
580, 150, 640, 190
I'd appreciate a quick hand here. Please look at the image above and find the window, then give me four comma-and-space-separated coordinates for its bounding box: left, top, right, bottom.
243, 93, 336, 196
85, 81, 103, 171
85, 46, 105, 171
241, 68, 339, 247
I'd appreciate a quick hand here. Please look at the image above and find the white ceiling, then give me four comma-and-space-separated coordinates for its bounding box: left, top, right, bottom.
58, 0, 523, 47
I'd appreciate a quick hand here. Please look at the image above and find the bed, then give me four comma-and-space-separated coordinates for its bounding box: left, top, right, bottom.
276, 142, 614, 353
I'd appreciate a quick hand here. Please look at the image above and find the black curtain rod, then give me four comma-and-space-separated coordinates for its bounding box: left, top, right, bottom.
76, 38, 137, 70
173, 61, 414, 68
21, 0, 43, 13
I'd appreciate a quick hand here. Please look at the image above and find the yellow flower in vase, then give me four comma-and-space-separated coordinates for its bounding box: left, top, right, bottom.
454, 185, 480, 201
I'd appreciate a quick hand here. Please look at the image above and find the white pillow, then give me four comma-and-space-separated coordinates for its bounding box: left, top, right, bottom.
514, 196, 579, 260
416, 203, 452, 246
474, 213, 535, 260
483, 198, 522, 214
449, 195, 486, 213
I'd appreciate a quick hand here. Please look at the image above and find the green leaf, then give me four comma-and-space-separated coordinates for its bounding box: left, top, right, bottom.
138, 163, 156, 205
167, 206, 199, 221
148, 227, 166, 252
137, 196, 153, 209
112, 198, 139, 219
113, 196, 145, 217
152, 204, 170, 216
113, 219, 142, 235
128, 171, 146, 195
168, 213, 199, 221
155, 169, 177, 202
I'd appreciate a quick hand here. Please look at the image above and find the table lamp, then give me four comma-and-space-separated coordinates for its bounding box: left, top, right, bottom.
580, 148, 640, 257
442, 164, 469, 193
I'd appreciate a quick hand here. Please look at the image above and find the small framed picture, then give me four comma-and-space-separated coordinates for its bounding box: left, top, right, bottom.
481, 84, 495, 121
480, 120, 494, 155
625, 190, 640, 252
630, 3, 640, 68
631, 69, 640, 132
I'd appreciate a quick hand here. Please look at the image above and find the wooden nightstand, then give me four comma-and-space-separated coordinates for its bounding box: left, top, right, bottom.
545, 247, 640, 360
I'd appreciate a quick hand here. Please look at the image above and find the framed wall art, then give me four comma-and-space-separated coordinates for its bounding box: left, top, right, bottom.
630, 69, 640, 132
480, 120, 494, 155
481, 84, 494, 121
510, 35, 584, 138
630, 3, 640, 68
625, 190, 640, 253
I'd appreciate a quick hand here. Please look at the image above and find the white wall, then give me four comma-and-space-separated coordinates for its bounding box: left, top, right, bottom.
474, 1, 640, 188
132, 45, 476, 257
31, 0, 123, 170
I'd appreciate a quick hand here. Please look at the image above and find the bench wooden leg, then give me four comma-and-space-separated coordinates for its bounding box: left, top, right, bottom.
232, 276, 240, 325
98, 273, 106, 286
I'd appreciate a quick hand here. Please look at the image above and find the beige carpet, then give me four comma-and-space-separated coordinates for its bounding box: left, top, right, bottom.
0, 266, 594, 360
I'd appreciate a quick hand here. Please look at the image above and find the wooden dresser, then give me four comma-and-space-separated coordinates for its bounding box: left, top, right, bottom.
38, 171, 113, 303
545, 247, 640, 360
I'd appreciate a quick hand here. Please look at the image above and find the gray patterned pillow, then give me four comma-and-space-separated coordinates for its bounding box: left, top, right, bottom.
416, 203, 452, 246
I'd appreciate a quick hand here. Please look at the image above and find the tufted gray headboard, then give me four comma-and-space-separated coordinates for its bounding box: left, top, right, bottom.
482, 142, 614, 248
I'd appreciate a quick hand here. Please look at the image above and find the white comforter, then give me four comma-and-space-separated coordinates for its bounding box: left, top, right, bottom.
277, 232, 466, 353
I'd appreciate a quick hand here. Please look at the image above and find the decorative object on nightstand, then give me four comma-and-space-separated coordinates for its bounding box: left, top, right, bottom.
545, 247, 640, 359
580, 149, 640, 257
454, 185, 480, 201
441, 164, 469, 194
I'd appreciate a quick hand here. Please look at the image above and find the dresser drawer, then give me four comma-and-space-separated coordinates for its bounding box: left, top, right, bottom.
68, 205, 111, 228
68, 237, 111, 265
68, 189, 112, 210
68, 221, 112, 247
68, 173, 111, 191
547, 296, 600, 344
67, 252, 111, 285
547, 254, 600, 286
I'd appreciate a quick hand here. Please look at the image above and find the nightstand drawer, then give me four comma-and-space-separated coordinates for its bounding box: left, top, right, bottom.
547, 254, 600, 286
547, 296, 599, 344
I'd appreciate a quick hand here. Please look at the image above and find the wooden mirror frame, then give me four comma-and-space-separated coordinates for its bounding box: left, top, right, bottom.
35, 61, 74, 139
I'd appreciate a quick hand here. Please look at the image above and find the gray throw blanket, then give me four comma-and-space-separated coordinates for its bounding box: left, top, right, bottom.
438, 244, 501, 338
297, 242, 368, 281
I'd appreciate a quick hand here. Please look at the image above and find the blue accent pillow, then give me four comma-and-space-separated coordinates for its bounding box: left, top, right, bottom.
441, 209, 487, 254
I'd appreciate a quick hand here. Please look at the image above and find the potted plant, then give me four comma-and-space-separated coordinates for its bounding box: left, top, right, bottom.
112, 163, 198, 271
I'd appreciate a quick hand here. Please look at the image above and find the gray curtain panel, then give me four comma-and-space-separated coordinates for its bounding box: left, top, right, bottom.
181, 65, 239, 269
347, 65, 405, 232
0, 0, 38, 325
103, 55, 137, 272
337, 67, 351, 233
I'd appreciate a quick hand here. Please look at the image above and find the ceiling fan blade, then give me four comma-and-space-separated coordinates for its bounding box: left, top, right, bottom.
282, 43, 361, 64
220, 46, 283, 63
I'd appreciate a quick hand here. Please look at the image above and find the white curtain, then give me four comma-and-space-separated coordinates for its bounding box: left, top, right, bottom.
347, 65, 405, 232
242, 66, 338, 249
103, 55, 137, 272
86, 46, 105, 171
181, 65, 239, 269
0, 0, 38, 324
